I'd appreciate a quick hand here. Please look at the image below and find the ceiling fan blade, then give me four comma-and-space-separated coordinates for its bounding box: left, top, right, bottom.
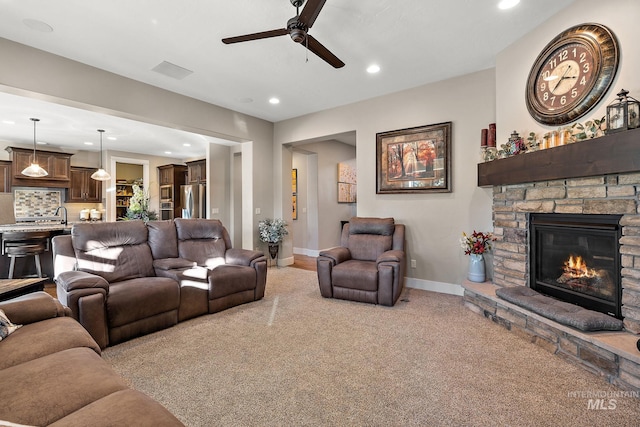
298, 0, 327, 29
222, 28, 288, 44
305, 35, 344, 68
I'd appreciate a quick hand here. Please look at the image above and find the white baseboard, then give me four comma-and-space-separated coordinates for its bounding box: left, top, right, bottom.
405, 277, 465, 296
293, 247, 321, 257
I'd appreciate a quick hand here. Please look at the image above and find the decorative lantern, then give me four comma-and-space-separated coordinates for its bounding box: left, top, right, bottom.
606, 89, 640, 134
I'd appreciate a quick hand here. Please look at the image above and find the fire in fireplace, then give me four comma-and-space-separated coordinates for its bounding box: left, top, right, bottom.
529, 213, 622, 319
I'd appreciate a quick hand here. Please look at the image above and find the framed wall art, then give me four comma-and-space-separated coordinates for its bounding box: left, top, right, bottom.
292, 168, 298, 220
376, 121, 452, 194
337, 162, 357, 203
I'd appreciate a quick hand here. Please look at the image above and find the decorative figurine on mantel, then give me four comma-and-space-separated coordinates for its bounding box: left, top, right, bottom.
497, 131, 526, 158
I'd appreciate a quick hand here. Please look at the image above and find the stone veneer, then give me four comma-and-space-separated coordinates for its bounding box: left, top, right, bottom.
491, 172, 640, 334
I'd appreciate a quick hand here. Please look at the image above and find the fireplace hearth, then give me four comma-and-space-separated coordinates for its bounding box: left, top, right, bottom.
530, 213, 622, 319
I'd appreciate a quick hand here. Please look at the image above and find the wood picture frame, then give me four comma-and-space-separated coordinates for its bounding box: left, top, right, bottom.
376, 121, 452, 193
292, 169, 298, 220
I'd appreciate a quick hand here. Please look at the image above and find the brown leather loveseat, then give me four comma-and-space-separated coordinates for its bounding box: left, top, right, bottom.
53, 218, 267, 348
0, 292, 184, 426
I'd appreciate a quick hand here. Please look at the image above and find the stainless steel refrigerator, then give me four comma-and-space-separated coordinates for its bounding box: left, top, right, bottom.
180, 184, 206, 218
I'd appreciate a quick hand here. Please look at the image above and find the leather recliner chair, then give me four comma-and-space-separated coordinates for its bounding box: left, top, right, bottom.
316, 217, 406, 306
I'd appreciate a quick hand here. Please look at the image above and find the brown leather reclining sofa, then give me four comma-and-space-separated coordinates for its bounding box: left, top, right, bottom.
53, 218, 267, 348
0, 292, 184, 426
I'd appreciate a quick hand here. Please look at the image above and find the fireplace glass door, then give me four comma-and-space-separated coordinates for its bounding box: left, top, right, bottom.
530, 213, 622, 318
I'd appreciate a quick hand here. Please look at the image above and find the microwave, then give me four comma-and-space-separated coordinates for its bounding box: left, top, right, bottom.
160, 185, 172, 200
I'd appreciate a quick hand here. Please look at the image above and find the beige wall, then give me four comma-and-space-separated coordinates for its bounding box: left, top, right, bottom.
496, 0, 640, 143
274, 0, 639, 289
0, 38, 274, 249
275, 69, 496, 289
292, 140, 356, 254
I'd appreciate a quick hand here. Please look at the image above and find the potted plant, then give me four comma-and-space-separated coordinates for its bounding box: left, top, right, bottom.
258, 218, 288, 259
460, 230, 496, 283
123, 185, 158, 223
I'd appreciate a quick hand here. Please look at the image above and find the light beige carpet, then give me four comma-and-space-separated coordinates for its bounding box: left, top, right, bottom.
103, 267, 639, 426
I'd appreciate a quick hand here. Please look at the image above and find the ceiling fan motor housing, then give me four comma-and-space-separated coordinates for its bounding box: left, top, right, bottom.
287, 17, 307, 43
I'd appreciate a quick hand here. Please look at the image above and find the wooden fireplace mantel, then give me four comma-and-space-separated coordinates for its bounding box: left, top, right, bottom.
477, 128, 640, 187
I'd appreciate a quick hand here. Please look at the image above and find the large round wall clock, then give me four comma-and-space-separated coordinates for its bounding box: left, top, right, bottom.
525, 23, 619, 126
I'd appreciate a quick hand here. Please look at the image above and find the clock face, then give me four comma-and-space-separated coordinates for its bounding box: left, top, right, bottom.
526, 24, 619, 126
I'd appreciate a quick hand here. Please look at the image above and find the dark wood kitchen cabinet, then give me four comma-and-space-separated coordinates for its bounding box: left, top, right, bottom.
66, 167, 102, 203
0, 161, 11, 193
157, 164, 186, 220
6, 147, 72, 188
186, 159, 206, 184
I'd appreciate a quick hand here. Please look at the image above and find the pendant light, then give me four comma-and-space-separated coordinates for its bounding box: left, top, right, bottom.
21, 118, 49, 177
90, 129, 111, 181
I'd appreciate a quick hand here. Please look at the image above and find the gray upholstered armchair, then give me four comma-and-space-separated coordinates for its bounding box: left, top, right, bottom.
316, 217, 405, 306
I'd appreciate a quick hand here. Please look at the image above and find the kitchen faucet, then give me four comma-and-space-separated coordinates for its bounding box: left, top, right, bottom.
55, 206, 67, 225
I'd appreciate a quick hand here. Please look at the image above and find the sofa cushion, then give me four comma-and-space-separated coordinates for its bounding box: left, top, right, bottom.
332, 260, 379, 292
147, 220, 179, 259
496, 286, 624, 331
0, 308, 21, 341
348, 234, 392, 262
208, 265, 256, 299
72, 221, 155, 283
175, 219, 231, 267
349, 217, 395, 236
107, 277, 180, 328
49, 389, 184, 427
0, 317, 100, 370
0, 347, 129, 426
153, 258, 197, 271
346, 218, 395, 261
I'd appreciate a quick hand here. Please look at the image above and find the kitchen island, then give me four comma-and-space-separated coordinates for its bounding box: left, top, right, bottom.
0, 222, 76, 279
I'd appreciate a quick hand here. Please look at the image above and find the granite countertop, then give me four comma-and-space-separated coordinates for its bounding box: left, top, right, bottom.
0, 222, 84, 233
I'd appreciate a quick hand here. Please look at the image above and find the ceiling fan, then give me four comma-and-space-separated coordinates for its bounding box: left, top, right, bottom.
222, 0, 345, 68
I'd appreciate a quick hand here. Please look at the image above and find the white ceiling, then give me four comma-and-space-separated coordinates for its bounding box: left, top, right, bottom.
0, 0, 575, 159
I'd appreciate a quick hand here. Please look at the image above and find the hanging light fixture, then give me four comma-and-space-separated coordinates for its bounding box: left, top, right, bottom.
21, 118, 48, 177
90, 129, 111, 181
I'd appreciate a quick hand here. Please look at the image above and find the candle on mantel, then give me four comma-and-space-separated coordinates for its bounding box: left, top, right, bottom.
481, 128, 488, 147
488, 123, 496, 147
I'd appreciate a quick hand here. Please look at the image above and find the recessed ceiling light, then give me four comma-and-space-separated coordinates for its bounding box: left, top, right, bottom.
498, 0, 520, 10
107, 136, 117, 141
1, 120, 15, 125
367, 64, 381, 74
269, 97, 280, 105
183, 143, 191, 147
23, 18, 53, 33
165, 151, 172, 155
84, 142, 94, 146
36, 141, 47, 145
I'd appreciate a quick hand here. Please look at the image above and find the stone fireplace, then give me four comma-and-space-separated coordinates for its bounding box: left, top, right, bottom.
465, 129, 640, 392
491, 174, 640, 333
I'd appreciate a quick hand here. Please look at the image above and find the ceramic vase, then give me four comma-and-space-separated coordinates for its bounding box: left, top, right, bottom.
467, 253, 486, 283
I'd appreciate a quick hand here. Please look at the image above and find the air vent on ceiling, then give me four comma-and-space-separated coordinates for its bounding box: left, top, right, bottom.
151, 61, 193, 80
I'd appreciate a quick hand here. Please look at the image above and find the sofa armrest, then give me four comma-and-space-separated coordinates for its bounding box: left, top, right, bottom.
0, 291, 67, 325
56, 270, 110, 293
377, 249, 405, 266
225, 248, 264, 266
318, 247, 351, 265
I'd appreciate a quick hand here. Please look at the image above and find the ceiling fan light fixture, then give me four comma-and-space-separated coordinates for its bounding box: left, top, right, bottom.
21, 118, 48, 178
91, 129, 111, 181
290, 28, 306, 43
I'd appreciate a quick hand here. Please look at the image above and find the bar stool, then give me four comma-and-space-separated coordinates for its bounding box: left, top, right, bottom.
2, 231, 49, 279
